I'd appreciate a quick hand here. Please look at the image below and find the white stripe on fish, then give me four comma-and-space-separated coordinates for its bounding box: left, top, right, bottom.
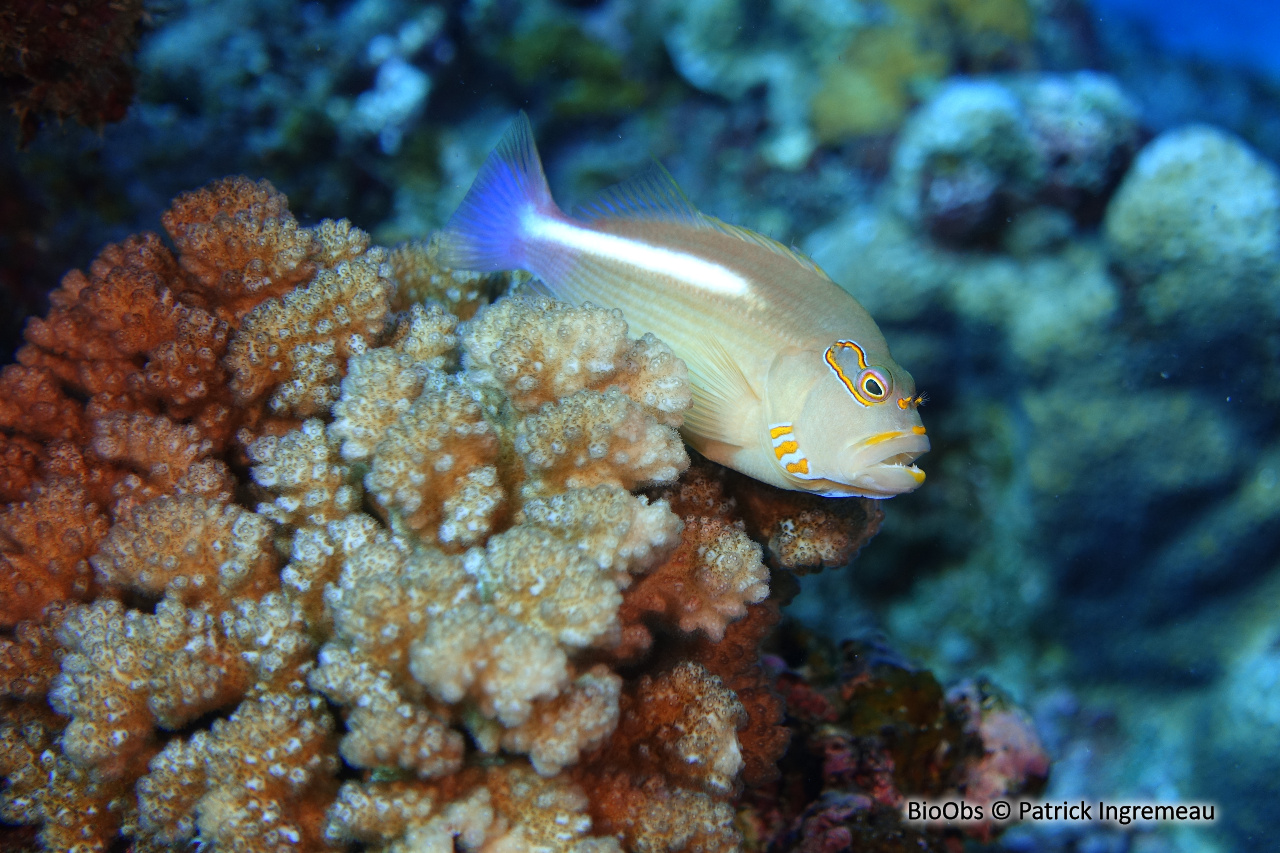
521, 210, 752, 297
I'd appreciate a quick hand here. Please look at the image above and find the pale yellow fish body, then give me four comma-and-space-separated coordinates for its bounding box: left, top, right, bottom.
439, 114, 927, 497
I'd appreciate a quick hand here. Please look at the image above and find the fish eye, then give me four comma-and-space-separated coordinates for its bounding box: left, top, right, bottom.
859, 369, 889, 401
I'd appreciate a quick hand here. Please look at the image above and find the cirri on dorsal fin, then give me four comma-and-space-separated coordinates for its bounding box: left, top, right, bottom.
574, 160, 833, 281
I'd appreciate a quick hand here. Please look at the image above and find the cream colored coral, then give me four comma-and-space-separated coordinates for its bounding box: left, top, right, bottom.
309, 645, 463, 778
681, 519, 769, 640
317, 522, 622, 738
90, 495, 277, 606
462, 294, 691, 427
472, 525, 622, 648
409, 604, 569, 727
328, 302, 460, 464
312, 537, 489, 764
328, 350, 436, 462
518, 485, 682, 581
140, 690, 340, 848
280, 512, 385, 628
641, 662, 747, 796
50, 598, 250, 779
322, 536, 474, 671
136, 728, 213, 844
322, 779, 453, 847
0, 713, 128, 852
326, 781, 495, 851
608, 332, 692, 428
249, 419, 359, 528
390, 301, 460, 368
219, 592, 315, 692
617, 781, 739, 853
227, 249, 393, 416
365, 377, 504, 548
388, 235, 510, 320
517, 389, 688, 495
192, 692, 339, 853
327, 766, 619, 853
462, 295, 630, 411
501, 665, 622, 776
482, 765, 621, 853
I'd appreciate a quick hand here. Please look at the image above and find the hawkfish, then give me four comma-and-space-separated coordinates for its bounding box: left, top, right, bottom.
438, 114, 927, 497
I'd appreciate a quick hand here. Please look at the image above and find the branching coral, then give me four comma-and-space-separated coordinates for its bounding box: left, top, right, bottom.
0, 176, 1043, 853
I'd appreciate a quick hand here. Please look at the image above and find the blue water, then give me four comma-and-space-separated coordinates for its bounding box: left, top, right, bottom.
1090, 0, 1280, 78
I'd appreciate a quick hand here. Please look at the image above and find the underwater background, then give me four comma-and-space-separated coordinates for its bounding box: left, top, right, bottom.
1, 0, 1278, 851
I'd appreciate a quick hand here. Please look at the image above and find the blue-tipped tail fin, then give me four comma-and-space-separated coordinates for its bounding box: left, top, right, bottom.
437, 112, 555, 273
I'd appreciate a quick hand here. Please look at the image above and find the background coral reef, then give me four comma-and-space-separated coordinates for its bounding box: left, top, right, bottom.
3, 0, 1279, 851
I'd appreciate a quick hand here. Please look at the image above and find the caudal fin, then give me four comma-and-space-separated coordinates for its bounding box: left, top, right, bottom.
436, 112, 555, 273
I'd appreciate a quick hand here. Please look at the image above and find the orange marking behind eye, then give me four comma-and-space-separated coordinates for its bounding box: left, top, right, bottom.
785, 459, 810, 474
774, 440, 798, 459
830, 340, 868, 369
825, 340, 887, 406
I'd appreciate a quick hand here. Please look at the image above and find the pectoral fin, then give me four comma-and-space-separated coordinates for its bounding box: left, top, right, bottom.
681, 334, 760, 451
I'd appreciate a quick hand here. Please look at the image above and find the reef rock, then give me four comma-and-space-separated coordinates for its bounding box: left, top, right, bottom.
1104, 124, 1280, 332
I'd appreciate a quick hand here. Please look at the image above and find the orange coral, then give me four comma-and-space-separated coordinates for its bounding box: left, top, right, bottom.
90, 495, 279, 606
161, 177, 321, 322
0, 478, 108, 627
575, 663, 746, 851
618, 482, 770, 649
729, 467, 885, 573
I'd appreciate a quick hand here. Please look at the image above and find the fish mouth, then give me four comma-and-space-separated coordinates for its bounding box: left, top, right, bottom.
841, 431, 930, 498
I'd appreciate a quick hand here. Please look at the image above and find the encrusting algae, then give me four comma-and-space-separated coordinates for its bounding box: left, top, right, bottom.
0, 176, 1044, 852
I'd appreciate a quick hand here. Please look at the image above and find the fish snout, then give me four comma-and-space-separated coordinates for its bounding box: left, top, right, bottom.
843, 428, 929, 497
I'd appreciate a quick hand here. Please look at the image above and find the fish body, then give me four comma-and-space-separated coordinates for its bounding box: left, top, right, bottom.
439, 114, 927, 497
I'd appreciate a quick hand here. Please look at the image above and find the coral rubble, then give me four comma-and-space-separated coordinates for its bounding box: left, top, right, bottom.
0, 177, 1042, 852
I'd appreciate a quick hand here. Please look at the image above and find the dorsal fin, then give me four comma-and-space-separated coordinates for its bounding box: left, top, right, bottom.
574, 161, 706, 225
576, 161, 834, 280
703, 218, 834, 280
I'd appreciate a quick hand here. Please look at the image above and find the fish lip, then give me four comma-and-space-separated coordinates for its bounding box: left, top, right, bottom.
846, 432, 930, 471
840, 432, 930, 497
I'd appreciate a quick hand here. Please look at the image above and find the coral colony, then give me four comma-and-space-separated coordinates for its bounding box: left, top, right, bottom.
0, 178, 1047, 850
